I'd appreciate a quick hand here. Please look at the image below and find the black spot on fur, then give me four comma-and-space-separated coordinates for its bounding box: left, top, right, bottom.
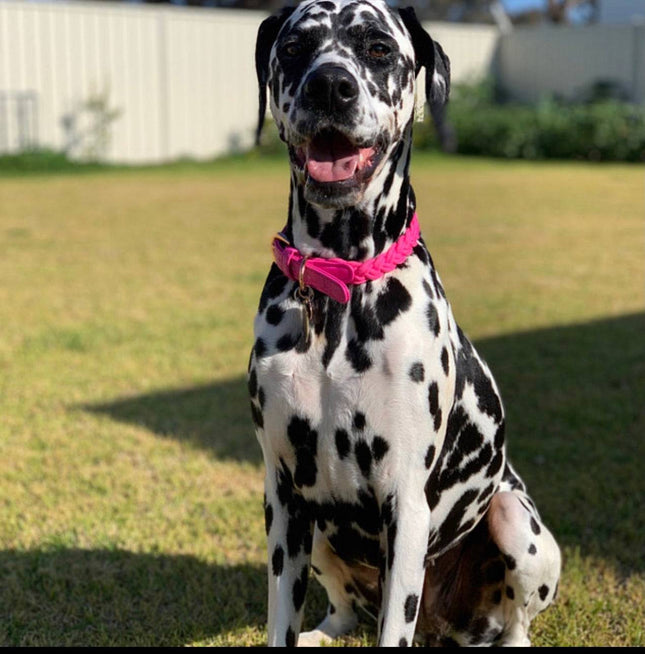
459, 423, 484, 455
346, 338, 372, 372
428, 381, 439, 416
286, 515, 309, 558
254, 337, 267, 358
426, 301, 440, 336
539, 584, 549, 601
328, 525, 380, 564
305, 205, 320, 239
492, 588, 502, 604
530, 517, 542, 535
486, 450, 504, 478
504, 554, 517, 570
528, 543, 537, 555
294, 450, 317, 487
353, 412, 366, 430
372, 436, 389, 462
266, 304, 285, 326
494, 423, 505, 448
258, 265, 289, 313
375, 278, 412, 326
276, 332, 294, 352
265, 502, 273, 535
247, 369, 258, 397
285, 626, 295, 647
381, 494, 395, 527
484, 559, 506, 584
404, 594, 418, 622
272, 545, 284, 576
506, 585, 515, 600
355, 440, 372, 477
441, 346, 450, 375
351, 291, 384, 342
414, 243, 428, 265
433, 408, 442, 432
425, 444, 436, 468
287, 416, 318, 488
292, 564, 309, 611
322, 301, 344, 367
409, 361, 425, 382
329, 603, 336, 614
453, 327, 503, 423
399, 637, 408, 647
478, 482, 495, 503
335, 429, 350, 459
279, 419, 300, 456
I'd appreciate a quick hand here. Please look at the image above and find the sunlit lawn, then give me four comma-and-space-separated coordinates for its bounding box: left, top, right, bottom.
0, 152, 643, 645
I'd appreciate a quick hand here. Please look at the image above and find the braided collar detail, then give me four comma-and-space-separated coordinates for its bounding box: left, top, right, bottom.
272, 214, 420, 304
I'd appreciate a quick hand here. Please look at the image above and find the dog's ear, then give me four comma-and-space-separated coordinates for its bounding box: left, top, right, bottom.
255, 7, 295, 146
398, 6, 451, 111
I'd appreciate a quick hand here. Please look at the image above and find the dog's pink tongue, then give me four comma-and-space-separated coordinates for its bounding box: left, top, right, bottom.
306, 133, 359, 183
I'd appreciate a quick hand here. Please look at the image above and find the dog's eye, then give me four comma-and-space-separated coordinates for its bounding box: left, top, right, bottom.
368, 42, 390, 58
282, 42, 302, 57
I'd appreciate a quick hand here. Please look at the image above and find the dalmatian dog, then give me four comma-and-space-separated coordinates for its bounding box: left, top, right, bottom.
248, 0, 561, 646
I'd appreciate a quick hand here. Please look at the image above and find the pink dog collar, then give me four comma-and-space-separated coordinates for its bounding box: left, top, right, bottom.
272, 214, 420, 304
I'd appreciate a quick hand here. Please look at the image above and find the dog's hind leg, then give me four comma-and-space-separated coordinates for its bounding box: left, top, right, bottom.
415, 471, 560, 647
298, 527, 365, 646
487, 469, 561, 646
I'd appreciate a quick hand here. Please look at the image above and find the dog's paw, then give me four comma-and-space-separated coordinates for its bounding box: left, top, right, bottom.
297, 629, 335, 647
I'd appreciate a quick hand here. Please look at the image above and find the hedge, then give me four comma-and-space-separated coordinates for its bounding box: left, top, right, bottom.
414, 79, 645, 162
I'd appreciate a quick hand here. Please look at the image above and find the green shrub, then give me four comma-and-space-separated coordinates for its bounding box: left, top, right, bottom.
0, 148, 110, 175
414, 80, 645, 162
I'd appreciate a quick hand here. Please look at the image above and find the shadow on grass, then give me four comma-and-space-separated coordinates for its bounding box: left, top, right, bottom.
82, 376, 262, 466
0, 548, 267, 646
82, 312, 645, 571
476, 311, 645, 573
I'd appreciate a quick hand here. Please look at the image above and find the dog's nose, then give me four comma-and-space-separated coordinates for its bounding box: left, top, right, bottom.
303, 65, 359, 114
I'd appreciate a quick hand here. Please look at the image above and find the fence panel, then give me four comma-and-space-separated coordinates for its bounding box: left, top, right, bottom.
496, 23, 643, 104
1, 1, 642, 164
0, 1, 260, 163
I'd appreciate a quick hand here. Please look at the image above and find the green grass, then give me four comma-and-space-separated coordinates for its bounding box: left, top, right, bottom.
0, 152, 643, 646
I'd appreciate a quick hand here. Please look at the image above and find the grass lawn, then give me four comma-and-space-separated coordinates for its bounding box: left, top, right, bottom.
0, 152, 643, 646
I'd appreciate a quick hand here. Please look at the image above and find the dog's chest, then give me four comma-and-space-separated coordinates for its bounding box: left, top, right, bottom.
250, 258, 456, 505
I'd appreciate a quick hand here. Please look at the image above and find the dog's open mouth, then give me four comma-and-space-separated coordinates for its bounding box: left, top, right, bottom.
294, 129, 383, 186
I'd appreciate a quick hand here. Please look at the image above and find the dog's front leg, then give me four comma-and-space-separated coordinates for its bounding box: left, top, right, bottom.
264, 465, 314, 647
378, 483, 431, 647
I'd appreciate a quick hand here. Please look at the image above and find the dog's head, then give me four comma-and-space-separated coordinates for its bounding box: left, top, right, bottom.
255, 0, 450, 209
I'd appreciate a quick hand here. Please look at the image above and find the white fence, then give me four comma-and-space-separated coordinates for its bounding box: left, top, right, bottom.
0, 0, 498, 163
0, 0, 261, 163
0, 0, 644, 164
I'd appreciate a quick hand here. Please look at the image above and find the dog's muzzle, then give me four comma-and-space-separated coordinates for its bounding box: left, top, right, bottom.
302, 64, 359, 119
288, 65, 387, 206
